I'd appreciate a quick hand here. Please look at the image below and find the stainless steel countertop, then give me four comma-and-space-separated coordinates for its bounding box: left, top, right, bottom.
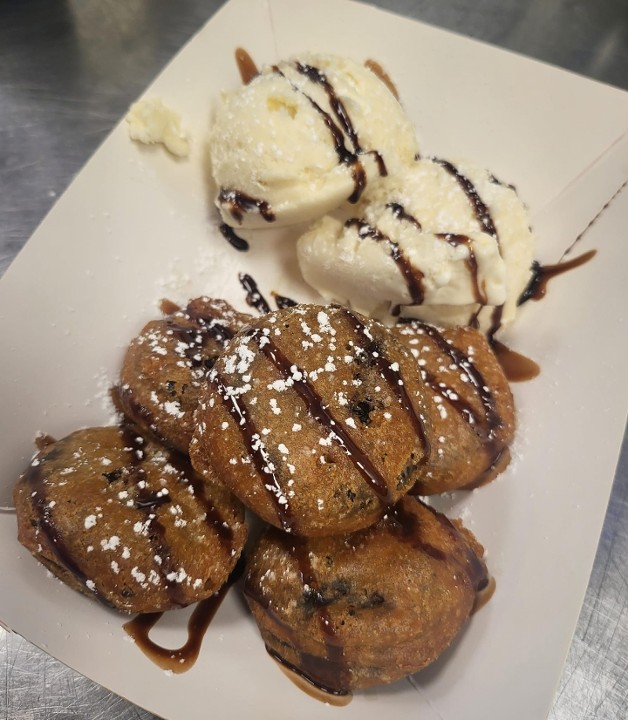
1, 1, 627, 718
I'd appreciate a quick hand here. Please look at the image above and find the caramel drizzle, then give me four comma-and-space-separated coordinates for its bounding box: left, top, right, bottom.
489, 341, 540, 383
364, 59, 399, 99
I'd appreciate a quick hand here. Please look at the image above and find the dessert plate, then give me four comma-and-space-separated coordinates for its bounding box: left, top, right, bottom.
1, 0, 627, 718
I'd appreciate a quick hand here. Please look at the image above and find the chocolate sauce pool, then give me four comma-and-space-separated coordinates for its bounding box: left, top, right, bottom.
124, 559, 244, 673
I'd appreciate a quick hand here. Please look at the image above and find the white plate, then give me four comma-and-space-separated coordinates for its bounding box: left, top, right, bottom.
1, 1, 627, 718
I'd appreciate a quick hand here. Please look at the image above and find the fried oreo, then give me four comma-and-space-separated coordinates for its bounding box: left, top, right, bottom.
190, 304, 433, 537
393, 321, 515, 494
14, 426, 247, 613
117, 298, 251, 453
244, 496, 490, 693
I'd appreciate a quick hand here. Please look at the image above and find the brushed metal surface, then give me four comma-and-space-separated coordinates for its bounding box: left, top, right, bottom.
1, 1, 626, 718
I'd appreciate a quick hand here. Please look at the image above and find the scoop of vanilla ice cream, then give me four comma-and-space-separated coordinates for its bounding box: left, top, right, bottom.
209, 54, 419, 230
297, 157, 535, 333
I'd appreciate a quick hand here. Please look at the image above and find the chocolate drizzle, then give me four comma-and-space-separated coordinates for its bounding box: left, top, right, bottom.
235, 47, 259, 85
278, 534, 349, 692
24, 455, 112, 607
272, 61, 387, 204
348, 201, 488, 314
215, 310, 431, 527
221, 56, 393, 223
346, 218, 425, 306
248, 327, 397, 505
245, 499, 488, 698
518, 250, 597, 305
271, 291, 298, 310
386, 201, 422, 230
265, 646, 352, 704
340, 310, 431, 461
238, 273, 272, 314
218, 188, 275, 225
430, 157, 505, 329
410, 322, 501, 444
219, 223, 249, 252
212, 367, 296, 532
439, 233, 487, 305
421, 368, 481, 429
389, 500, 489, 593
243, 534, 351, 699
165, 449, 236, 551
25, 423, 238, 612
562, 178, 627, 258
119, 426, 189, 608
124, 558, 244, 674
433, 157, 499, 243
163, 303, 237, 370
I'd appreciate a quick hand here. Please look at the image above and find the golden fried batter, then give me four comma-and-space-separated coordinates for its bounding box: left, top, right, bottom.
394, 321, 515, 493
117, 297, 251, 453
244, 495, 489, 692
190, 304, 433, 536
14, 426, 247, 613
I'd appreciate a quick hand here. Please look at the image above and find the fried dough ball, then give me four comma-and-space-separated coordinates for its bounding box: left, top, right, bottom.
393, 320, 515, 494
244, 496, 490, 692
117, 297, 251, 453
190, 304, 433, 537
14, 426, 247, 613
